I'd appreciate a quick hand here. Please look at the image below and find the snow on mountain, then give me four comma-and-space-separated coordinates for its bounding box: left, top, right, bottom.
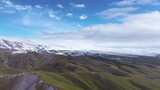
0, 39, 123, 56
0, 39, 49, 53
0, 38, 160, 56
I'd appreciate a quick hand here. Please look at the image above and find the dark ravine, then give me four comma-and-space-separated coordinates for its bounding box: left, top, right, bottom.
0, 73, 56, 90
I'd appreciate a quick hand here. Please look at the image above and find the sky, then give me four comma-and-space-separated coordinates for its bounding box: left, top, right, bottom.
0, 0, 160, 53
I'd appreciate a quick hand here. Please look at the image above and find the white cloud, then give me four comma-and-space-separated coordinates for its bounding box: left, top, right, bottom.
57, 4, 64, 9
116, 0, 159, 6
0, 0, 62, 20
48, 11, 60, 20
1, 0, 32, 11
42, 11, 160, 52
35, 5, 43, 9
70, 3, 85, 8
66, 13, 73, 17
98, 7, 138, 19
15, 5, 32, 11
80, 15, 88, 20
15, 10, 80, 34
2, 0, 12, 6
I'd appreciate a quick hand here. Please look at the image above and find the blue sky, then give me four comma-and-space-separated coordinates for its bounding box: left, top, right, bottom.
0, 0, 160, 51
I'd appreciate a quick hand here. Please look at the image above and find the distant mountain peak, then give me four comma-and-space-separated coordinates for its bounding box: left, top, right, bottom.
0, 38, 159, 56
0, 38, 49, 53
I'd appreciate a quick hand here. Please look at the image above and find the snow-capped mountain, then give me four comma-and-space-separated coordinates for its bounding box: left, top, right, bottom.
0, 39, 127, 56
0, 39, 49, 53
0, 38, 159, 57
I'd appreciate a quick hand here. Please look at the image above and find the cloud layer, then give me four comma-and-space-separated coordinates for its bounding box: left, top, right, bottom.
0, 0, 160, 55
42, 11, 160, 51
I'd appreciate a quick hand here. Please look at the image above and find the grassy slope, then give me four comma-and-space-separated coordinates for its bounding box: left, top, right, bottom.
35, 67, 160, 90
0, 52, 160, 90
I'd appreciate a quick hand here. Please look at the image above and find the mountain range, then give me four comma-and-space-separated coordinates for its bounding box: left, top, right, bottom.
0, 38, 160, 56
0, 39, 160, 90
